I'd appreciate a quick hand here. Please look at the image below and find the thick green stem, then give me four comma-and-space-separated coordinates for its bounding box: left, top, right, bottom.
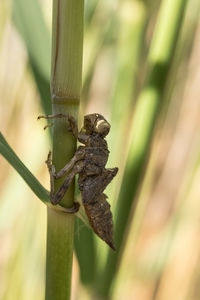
45, 209, 74, 300
51, 0, 84, 99
45, 1, 84, 299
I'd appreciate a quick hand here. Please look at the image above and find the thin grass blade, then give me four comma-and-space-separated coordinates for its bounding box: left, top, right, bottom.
0, 132, 49, 203
12, 0, 51, 115
98, 0, 188, 296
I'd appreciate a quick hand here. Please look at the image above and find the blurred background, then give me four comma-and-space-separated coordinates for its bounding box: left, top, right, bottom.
0, 0, 200, 299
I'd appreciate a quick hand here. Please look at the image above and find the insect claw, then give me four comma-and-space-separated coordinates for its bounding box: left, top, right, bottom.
44, 123, 53, 130
45, 151, 52, 162
37, 115, 46, 120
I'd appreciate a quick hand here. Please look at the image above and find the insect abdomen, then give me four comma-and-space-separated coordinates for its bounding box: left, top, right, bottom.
84, 193, 116, 250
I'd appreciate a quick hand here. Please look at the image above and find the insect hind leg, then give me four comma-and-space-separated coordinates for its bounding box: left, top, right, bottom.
51, 161, 84, 205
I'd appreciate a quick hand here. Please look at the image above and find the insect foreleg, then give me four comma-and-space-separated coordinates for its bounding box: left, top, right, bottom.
38, 113, 69, 120
67, 116, 79, 138
38, 114, 79, 137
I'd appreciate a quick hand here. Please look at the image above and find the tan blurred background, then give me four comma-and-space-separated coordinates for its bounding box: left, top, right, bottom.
1, 0, 200, 300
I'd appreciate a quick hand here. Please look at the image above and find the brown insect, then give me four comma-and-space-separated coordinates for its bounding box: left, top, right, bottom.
38, 113, 118, 250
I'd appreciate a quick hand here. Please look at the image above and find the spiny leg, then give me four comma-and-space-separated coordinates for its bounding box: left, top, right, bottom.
46, 152, 84, 205
67, 116, 79, 138
51, 171, 75, 205
45, 149, 85, 180
52, 162, 84, 205
38, 113, 69, 120
45, 151, 74, 205
55, 150, 85, 179
38, 114, 78, 138
38, 114, 68, 130
38, 114, 89, 143
45, 151, 74, 204
43, 123, 53, 130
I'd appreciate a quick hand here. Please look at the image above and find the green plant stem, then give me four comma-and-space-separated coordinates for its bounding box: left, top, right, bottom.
98, 0, 188, 297
45, 1, 84, 299
46, 209, 74, 300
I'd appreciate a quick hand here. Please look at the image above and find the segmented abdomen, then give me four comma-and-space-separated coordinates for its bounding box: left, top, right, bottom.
84, 193, 116, 250
79, 168, 118, 250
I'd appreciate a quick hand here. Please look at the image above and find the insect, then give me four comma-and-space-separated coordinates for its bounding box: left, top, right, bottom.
38, 113, 118, 250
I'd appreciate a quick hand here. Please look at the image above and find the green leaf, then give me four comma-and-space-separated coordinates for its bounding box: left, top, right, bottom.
74, 217, 96, 285
0, 132, 50, 203
12, 0, 51, 115
98, 0, 188, 296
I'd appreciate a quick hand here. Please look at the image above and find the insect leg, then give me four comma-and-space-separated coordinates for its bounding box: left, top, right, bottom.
38, 113, 69, 120
51, 162, 84, 205
51, 171, 75, 205
45, 151, 74, 204
67, 116, 79, 138
45, 151, 56, 202
45, 148, 85, 179
54, 152, 85, 179
38, 114, 79, 137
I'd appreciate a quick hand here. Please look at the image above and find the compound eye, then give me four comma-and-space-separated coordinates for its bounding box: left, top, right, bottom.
96, 119, 110, 137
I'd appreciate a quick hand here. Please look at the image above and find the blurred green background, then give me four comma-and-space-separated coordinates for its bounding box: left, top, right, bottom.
0, 0, 200, 299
